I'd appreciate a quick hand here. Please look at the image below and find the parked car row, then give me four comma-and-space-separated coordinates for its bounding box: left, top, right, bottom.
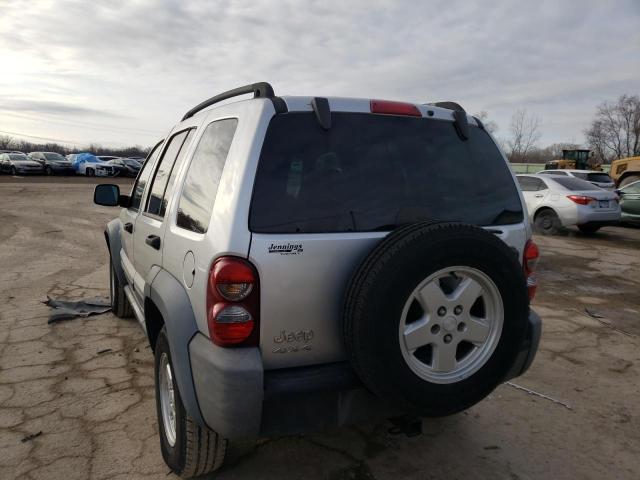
0, 151, 142, 177
517, 170, 640, 234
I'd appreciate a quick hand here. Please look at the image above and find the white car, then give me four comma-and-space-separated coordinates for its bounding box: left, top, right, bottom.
517, 174, 621, 234
536, 169, 615, 190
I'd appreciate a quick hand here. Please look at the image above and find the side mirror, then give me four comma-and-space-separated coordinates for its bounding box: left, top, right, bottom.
94, 184, 129, 207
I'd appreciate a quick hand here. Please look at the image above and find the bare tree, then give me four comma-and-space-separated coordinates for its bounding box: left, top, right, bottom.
507, 109, 542, 163
474, 111, 498, 135
585, 94, 640, 163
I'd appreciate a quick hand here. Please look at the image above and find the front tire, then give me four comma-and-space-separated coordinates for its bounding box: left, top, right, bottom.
86, 168, 95, 177
154, 328, 228, 478
45, 166, 53, 175
534, 209, 561, 235
110, 260, 132, 318
10, 166, 17, 176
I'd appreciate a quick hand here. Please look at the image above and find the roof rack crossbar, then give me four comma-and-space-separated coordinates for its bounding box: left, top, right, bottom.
181, 82, 275, 121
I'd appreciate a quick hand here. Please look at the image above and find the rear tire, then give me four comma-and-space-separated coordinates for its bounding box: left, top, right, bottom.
86, 168, 95, 177
619, 175, 640, 188
110, 259, 133, 318
578, 224, 601, 234
534, 209, 561, 235
155, 328, 233, 478
344, 222, 529, 416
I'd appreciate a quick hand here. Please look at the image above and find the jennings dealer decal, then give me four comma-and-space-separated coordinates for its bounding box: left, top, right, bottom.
268, 243, 303, 255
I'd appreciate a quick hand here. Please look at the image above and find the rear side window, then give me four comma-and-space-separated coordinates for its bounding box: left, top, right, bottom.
176, 119, 238, 234
250, 113, 523, 233
552, 177, 596, 191
129, 142, 162, 211
146, 129, 193, 218
518, 176, 546, 191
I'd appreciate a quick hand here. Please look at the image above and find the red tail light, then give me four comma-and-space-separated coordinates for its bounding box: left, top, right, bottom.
370, 100, 422, 117
567, 195, 596, 206
523, 240, 539, 300
207, 257, 259, 347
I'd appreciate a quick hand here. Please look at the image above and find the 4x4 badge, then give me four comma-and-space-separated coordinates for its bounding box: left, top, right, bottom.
268, 243, 303, 255
272, 329, 314, 353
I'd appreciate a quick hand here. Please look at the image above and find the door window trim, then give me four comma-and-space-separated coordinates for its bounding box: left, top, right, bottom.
142, 128, 194, 221
128, 140, 164, 212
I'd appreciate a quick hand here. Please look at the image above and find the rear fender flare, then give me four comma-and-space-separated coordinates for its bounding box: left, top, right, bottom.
148, 269, 205, 426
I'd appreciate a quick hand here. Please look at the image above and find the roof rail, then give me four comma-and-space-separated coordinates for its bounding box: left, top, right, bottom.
181, 82, 282, 121
425, 101, 466, 113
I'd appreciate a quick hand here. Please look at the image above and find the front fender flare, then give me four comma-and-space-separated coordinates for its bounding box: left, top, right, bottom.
148, 269, 205, 426
104, 219, 126, 286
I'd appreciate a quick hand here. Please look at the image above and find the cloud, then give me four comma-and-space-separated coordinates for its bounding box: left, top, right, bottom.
0, 0, 639, 146
1, 97, 124, 117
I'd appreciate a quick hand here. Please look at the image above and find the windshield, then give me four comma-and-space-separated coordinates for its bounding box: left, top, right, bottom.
44, 153, 66, 161
9, 154, 28, 160
250, 112, 523, 233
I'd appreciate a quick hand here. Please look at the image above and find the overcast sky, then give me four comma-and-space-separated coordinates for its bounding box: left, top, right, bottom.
1, 0, 639, 149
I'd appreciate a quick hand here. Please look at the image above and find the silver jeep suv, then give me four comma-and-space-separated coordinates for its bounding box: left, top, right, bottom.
94, 82, 541, 478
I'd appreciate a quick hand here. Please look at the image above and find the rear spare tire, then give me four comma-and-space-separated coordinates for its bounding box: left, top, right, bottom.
344, 222, 529, 416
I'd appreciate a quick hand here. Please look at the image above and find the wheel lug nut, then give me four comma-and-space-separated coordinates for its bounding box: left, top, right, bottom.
431, 324, 440, 334
443, 334, 453, 344
457, 322, 466, 332
437, 307, 447, 316
454, 305, 463, 315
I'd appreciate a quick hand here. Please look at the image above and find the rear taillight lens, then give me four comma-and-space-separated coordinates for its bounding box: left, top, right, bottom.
523, 240, 539, 300
370, 100, 422, 117
207, 257, 259, 347
567, 195, 596, 206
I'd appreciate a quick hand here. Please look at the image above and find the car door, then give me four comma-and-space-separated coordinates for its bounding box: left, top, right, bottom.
119, 143, 163, 291
131, 128, 195, 303
620, 181, 640, 218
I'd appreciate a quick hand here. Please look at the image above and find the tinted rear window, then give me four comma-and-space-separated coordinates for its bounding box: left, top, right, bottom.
552, 177, 596, 191
587, 173, 612, 183
250, 113, 523, 233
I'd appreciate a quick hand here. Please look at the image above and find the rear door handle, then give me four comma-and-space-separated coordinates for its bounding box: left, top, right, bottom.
534, 194, 544, 198
145, 235, 161, 250
124, 222, 133, 233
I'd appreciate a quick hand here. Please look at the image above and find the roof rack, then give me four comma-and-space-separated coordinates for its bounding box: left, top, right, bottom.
181, 82, 286, 121
425, 101, 466, 113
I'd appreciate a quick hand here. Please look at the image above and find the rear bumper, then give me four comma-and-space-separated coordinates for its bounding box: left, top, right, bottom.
189, 309, 541, 440
505, 308, 541, 380
575, 206, 621, 225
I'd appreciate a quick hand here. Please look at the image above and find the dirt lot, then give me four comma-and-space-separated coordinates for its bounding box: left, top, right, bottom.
1, 177, 639, 480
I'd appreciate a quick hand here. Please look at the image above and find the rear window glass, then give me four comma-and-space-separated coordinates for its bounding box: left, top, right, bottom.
250, 113, 523, 233
552, 177, 596, 191
587, 173, 612, 183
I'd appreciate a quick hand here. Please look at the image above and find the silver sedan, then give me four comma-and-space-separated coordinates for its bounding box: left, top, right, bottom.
517, 174, 621, 234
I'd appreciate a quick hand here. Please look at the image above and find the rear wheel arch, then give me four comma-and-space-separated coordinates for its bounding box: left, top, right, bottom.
144, 297, 165, 352
619, 173, 640, 188
533, 206, 557, 220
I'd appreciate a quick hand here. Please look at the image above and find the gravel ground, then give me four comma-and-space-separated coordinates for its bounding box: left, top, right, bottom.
0, 177, 638, 480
